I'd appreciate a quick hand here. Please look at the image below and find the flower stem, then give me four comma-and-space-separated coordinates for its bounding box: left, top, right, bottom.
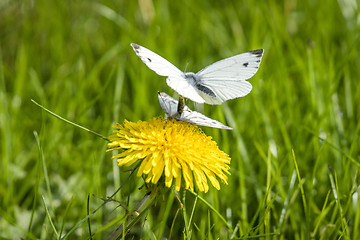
106, 185, 163, 240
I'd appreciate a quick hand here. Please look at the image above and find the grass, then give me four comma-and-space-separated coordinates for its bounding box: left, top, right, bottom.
1, 0, 360, 239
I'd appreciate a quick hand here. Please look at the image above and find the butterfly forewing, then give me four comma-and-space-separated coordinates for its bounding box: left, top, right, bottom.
158, 92, 179, 117
180, 110, 232, 130
131, 43, 184, 78
196, 49, 264, 80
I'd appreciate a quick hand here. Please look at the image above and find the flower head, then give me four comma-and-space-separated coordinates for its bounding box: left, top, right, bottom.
107, 117, 231, 193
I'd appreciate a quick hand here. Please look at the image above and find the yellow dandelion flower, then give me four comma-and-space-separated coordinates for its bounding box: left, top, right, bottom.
107, 116, 231, 193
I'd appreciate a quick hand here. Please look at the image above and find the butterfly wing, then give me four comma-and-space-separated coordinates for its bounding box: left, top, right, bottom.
132, 43, 205, 103
166, 77, 205, 103
195, 49, 264, 104
158, 92, 178, 116
179, 110, 232, 130
158, 92, 232, 130
131, 43, 184, 77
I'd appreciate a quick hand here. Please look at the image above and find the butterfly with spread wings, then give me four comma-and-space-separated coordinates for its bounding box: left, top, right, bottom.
132, 43, 263, 105
158, 92, 232, 130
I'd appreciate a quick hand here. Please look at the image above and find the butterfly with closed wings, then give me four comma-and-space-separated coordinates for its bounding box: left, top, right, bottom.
158, 92, 232, 130
132, 43, 264, 105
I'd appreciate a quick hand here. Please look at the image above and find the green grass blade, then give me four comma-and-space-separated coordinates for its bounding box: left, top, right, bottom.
292, 149, 309, 238
188, 191, 234, 234
42, 196, 59, 239
60, 164, 139, 240
31, 99, 109, 141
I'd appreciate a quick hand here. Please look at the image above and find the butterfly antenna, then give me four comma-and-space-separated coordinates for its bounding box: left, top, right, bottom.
177, 95, 185, 115
184, 60, 190, 73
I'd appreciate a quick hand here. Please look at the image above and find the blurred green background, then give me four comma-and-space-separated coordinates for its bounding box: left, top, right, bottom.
1, 0, 359, 239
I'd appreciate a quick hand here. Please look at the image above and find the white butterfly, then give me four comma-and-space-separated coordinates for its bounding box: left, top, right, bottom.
158, 92, 232, 130
131, 43, 264, 105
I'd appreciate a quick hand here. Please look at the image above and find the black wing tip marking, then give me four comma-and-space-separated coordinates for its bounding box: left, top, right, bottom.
131, 43, 139, 49
250, 49, 264, 58
131, 43, 141, 54
250, 49, 264, 54
158, 92, 169, 98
